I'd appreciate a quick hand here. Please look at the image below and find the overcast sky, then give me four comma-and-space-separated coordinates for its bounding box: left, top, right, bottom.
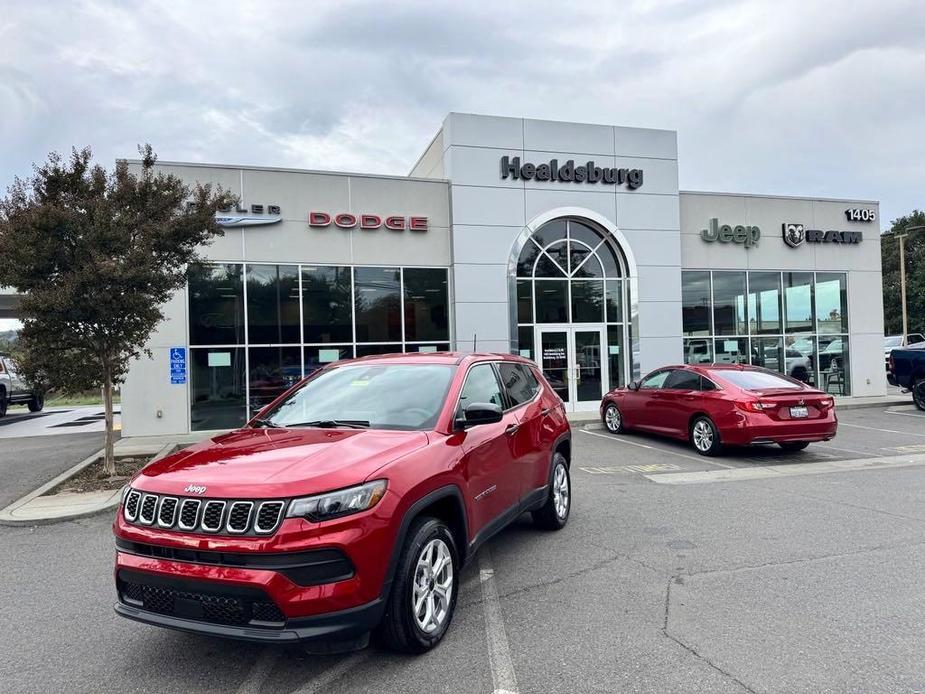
1, 0, 923, 229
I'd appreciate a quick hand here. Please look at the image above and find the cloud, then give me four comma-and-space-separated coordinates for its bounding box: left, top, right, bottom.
1, 0, 923, 224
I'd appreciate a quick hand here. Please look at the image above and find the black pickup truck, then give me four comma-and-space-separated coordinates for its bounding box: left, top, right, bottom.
888, 344, 925, 410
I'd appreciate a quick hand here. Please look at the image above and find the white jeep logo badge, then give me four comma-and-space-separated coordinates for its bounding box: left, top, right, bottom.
184, 484, 207, 495
782, 223, 805, 248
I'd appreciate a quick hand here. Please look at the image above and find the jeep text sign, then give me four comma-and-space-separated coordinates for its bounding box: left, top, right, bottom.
500, 156, 643, 189
700, 218, 760, 248
309, 212, 427, 232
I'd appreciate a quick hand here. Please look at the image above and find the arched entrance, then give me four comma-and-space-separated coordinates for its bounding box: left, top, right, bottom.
510, 215, 633, 412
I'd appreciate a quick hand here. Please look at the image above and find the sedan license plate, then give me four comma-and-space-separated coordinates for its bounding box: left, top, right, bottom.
790, 406, 809, 418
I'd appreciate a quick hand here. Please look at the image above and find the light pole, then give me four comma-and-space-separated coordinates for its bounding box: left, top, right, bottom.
897, 225, 925, 337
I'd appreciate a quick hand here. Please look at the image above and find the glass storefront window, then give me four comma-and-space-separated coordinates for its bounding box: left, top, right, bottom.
407, 343, 450, 353
714, 337, 748, 365
517, 280, 533, 324
571, 280, 604, 322
683, 338, 713, 365
817, 335, 849, 395
815, 273, 848, 334
784, 272, 815, 333
355, 343, 403, 357
535, 281, 568, 323
681, 271, 711, 336
403, 268, 449, 342
302, 266, 352, 343
190, 347, 246, 431
605, 280, 623, 323
607, 326, 625, 389
354, 267, 401, 343
304, 345, 352, 378
188, 263, 244, 345
517, 327, 534, 360
712, 272, 747, 336
248, 346, 302, 413
246, 265, 300, 344
751, 336, 784, 374
747, 272, 782, 335
786, 335, 817, 386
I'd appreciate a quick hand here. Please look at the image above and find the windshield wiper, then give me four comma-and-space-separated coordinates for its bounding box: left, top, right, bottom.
291, 419, 370, 429
251, 418, 281, 429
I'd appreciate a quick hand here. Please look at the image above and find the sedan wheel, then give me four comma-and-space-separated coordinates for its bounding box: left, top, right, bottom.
603, 403, 624, 434
690, 416, 722, 456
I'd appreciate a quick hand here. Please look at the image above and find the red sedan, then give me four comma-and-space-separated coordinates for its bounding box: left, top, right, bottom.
600, 364, 837, 456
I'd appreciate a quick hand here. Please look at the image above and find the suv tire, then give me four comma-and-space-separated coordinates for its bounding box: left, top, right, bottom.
602, 403, 625, 434
532, 452, 570, 530
379, 517, 459, 654
690, 416, 723, 456
27, 393, 44, 413
0, 387, 6, 417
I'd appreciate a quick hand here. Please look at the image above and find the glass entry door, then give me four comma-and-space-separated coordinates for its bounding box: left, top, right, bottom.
536, 326, 608, 411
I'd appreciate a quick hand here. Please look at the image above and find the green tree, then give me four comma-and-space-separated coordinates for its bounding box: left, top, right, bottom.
882, 210, 925, 336
0, 146, 234, 474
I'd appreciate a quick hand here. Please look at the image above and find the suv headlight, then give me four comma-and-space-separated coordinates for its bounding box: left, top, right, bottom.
286, 480, 387, 522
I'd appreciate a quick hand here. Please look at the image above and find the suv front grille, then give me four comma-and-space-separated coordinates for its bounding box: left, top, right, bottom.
118, 570, 285, 627
123, 492, 285, 536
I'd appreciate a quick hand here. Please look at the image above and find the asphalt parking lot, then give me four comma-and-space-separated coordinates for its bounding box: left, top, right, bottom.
1, 404, 924, 693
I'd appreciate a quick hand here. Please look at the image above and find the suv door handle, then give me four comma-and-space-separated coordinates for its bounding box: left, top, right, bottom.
505, 424, 520, 436
541, 407, 553, 417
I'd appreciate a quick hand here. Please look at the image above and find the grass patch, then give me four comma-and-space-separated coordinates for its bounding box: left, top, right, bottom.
45, 456, 149, 495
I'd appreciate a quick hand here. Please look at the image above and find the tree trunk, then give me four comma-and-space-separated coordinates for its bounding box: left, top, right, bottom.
102, 372, 116, 476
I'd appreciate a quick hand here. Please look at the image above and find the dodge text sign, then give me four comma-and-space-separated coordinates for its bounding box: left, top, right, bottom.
309, 212, 427, 232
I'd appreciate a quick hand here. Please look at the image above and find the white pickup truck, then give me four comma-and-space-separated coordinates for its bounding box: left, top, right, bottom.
0, 353, 44, 416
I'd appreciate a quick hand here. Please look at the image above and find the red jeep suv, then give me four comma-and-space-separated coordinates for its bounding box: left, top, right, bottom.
113, 352, 571, 653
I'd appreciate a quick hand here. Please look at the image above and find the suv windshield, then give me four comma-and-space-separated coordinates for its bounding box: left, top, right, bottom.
715, 369, 803, 390
261, 363, 455, 431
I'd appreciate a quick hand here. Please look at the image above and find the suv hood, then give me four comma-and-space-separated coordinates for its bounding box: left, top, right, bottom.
131, 427, 428, 499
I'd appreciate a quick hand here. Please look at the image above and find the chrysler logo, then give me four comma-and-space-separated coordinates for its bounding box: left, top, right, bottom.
184, 484, 207, 495
783, 223, 805, 248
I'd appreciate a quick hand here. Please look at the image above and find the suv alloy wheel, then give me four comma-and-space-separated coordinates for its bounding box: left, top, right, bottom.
379, 517, 459, 653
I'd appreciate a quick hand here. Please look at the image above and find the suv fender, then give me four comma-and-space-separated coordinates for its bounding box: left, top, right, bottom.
524, 431, 571, 511
380, 484, 468, 600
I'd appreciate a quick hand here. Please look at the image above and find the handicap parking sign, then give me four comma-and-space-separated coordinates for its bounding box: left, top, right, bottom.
169, 346, 187, 385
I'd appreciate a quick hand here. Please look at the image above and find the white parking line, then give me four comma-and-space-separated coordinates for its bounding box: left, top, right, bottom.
885, 409, 925, 419
579, 428, 736, 469
815, 443, 871, 456
644, 453, 925, 485
479, 548, 519, 694
840, 422, 925, 437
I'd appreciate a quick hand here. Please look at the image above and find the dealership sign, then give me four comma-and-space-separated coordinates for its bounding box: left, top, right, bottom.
700, 218, 761, 248
845, 208, 876, 222
309, 212, 428, 231
500, 156, 644, 189
214, 203, 282, 227
782, 223, 863, 248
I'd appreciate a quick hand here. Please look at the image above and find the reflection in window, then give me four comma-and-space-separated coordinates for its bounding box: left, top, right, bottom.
712, 272, 747, 336
535, 281, 568, 323
188, 263, 244, 345
571, 280, 604, 322
248, 346, 302, 413
404, 268, 449, 341
247, 265, 300, 344
683, 338, 713, 365
682, 271, 711, 336
747, 272, 781, 335
304, 345, 352, 378
714, 337, 748, 364
190, 347, 246, 431
607, 326, 625, 388
815, 273, 847, 334
817, 335, 849, 395
751, 336, 784, 375
784, 272, 815, 333
354, 267, 401, 342
302, 266, 352, 343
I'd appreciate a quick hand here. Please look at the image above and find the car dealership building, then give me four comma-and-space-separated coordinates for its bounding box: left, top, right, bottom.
121, 112, 884, 436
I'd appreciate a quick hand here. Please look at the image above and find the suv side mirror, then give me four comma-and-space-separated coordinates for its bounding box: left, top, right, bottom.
456, 402, 503, 429
628, 380, 640, 391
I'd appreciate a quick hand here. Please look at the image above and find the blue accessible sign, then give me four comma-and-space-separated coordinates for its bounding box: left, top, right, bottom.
169, 347, 187, 385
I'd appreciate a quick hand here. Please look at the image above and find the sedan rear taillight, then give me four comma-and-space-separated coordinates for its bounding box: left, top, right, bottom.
735, 400, 770, 413
818, 397, 835, 411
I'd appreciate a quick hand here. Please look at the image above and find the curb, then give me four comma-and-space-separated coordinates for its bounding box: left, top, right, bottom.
834, 398, 911, 411
0, 441, 178, 526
